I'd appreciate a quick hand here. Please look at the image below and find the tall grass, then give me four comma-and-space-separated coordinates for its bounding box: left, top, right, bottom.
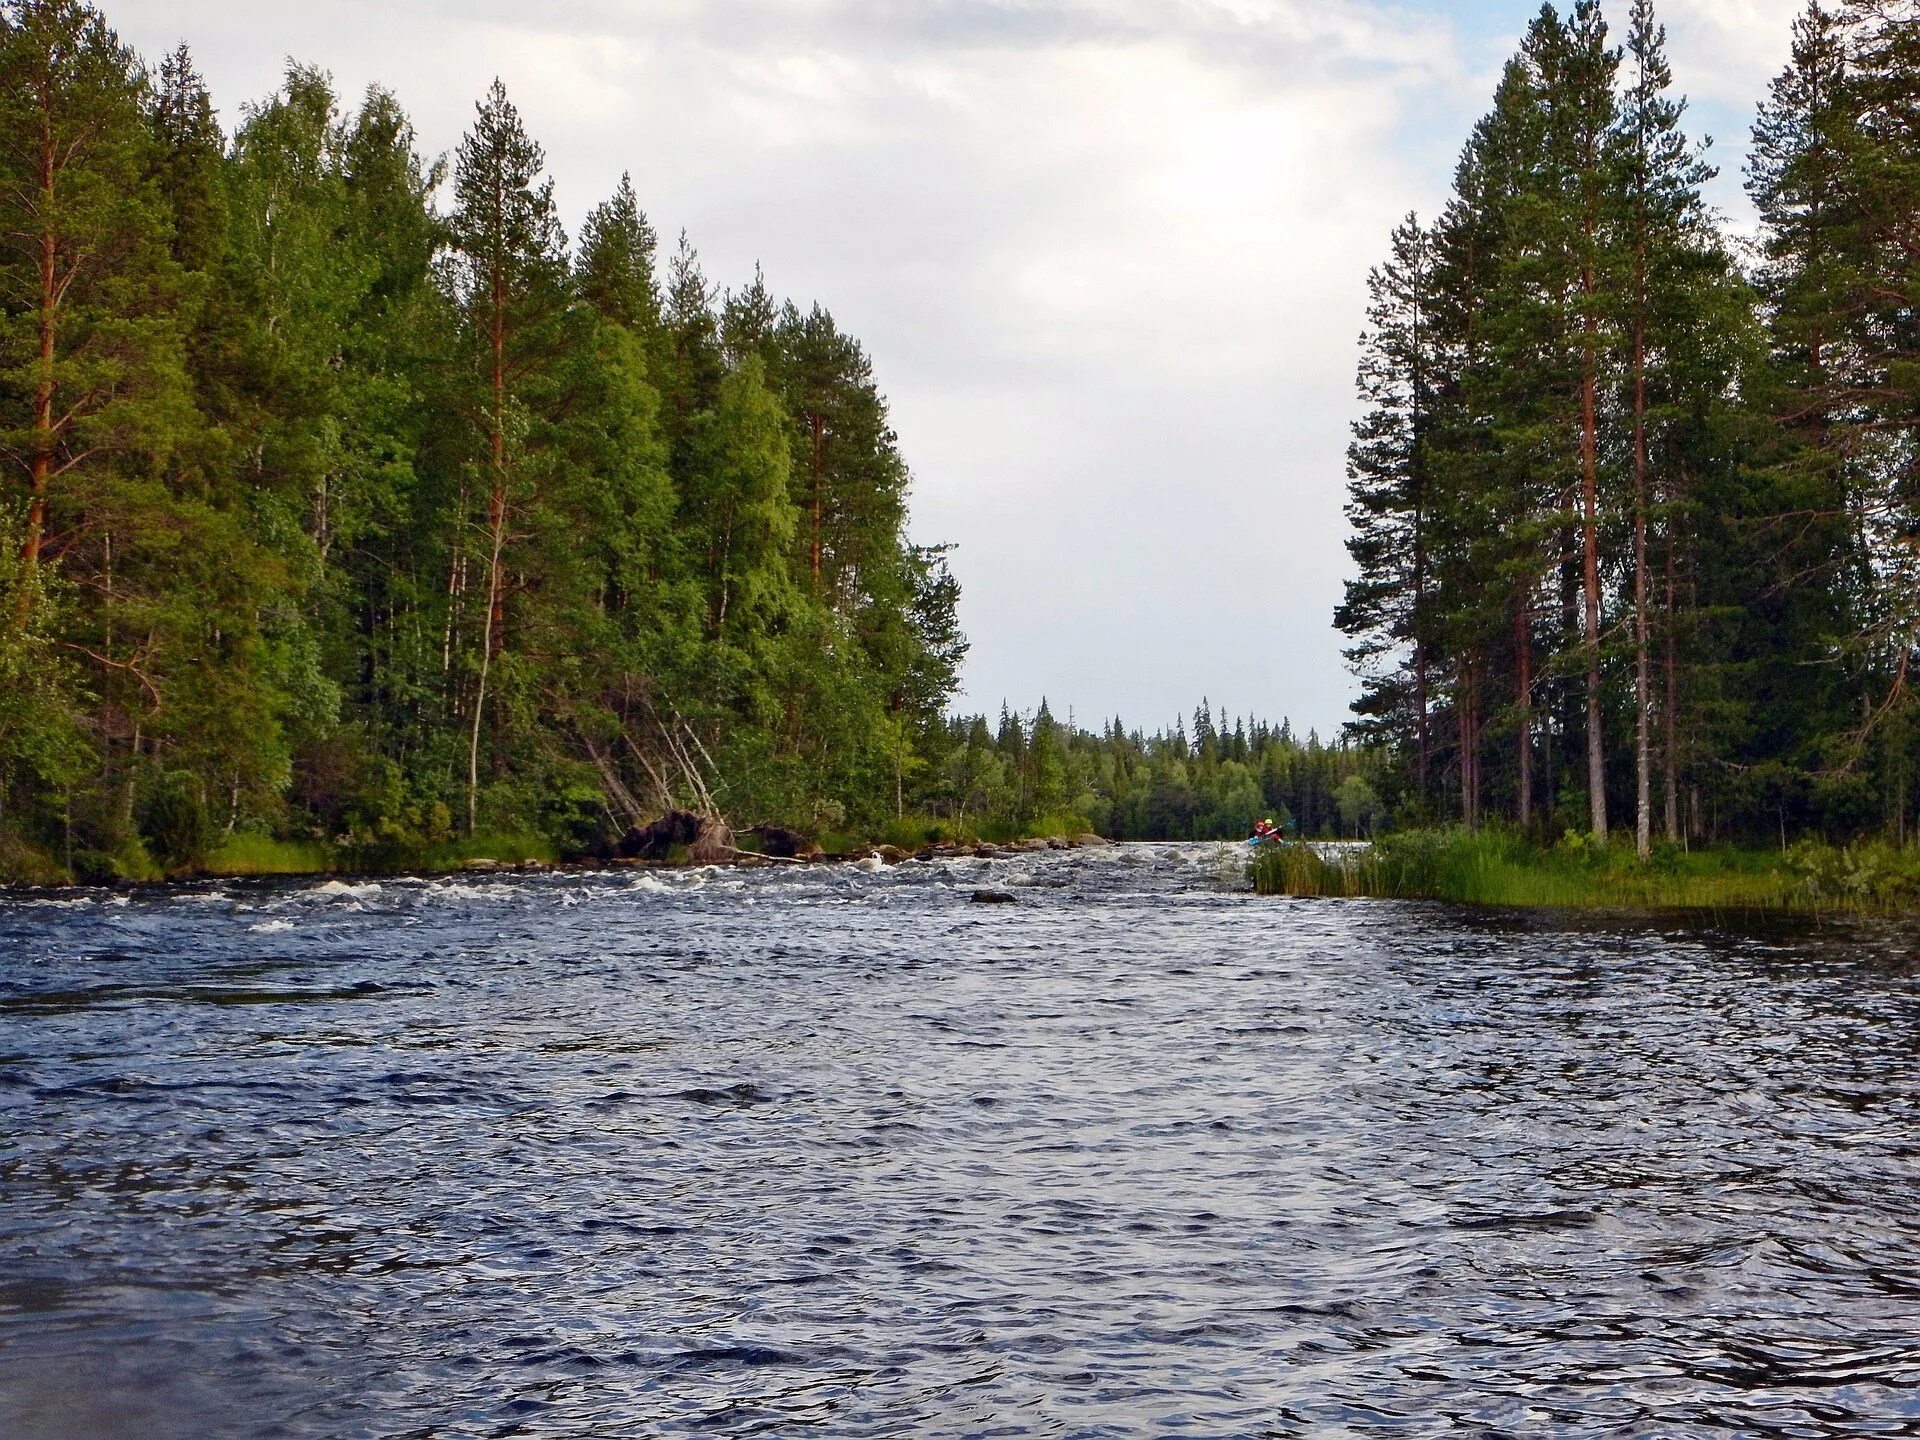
1250, 827, 1920, 914
203, 831, 556, 879
201, 835, 331, 876
815, 812, 1095, 855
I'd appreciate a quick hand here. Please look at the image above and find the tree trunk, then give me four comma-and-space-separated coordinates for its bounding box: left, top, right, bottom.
1414, 637, 1432, 807
469, 247, 510, 836
1515, 598, 1532, 831
1663, 524, 1679, 843
1411, 475, 1432, 808
467, 491, 506, 836
1458, 660, 1480, 830
1632, 308, 1652, 859
1579, 309, 1608, 841
808, 412, 824, 594
23, 106, 57, 587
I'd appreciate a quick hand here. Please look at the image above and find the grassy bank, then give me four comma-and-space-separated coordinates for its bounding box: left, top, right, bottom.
813, 812, 1095, 857
0, 831, 565, 887
5, 814, 1097, 887
1250, 828, 1920, 914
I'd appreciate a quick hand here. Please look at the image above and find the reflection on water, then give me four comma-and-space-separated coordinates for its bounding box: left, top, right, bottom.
2, 845, 1918, 1437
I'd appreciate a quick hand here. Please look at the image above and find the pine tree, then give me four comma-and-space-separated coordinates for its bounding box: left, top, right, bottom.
1614, 0, 1717, 855
0, 0, 195, 851
1839, 0, 1920, 754
1742, 2, 1880, 833
332, 85, 450, 763
1558, 0, 1622, 841
445, 79, 572, 831
1749, 2, 1859, 528
721, 265, 779, 370
0, 0, 186, 581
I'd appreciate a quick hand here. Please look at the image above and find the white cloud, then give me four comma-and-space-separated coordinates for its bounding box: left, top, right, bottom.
1664, 0, 1806, 111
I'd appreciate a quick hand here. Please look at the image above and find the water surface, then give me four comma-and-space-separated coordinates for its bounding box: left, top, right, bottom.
2, 844, 1918, 1436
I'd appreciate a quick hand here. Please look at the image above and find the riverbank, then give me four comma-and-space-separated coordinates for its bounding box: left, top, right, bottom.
0, 817, 1108, 889
1250, 828, 1920, 914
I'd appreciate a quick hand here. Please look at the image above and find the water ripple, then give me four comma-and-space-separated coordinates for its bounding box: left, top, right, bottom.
1, 844, 1917, 1436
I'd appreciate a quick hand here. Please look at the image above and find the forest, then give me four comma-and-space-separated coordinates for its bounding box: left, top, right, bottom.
923, 703, 1384, 845
1340, 0, 1920, 857
0, 0, 1379, 881
0, 0, 988, 881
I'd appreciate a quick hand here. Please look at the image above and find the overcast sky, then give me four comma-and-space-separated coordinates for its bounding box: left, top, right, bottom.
109, 0, 1805, 736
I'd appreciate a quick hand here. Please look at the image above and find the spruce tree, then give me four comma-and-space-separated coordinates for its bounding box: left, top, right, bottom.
1338, 214, 1438, 806
577, 172, 660, 339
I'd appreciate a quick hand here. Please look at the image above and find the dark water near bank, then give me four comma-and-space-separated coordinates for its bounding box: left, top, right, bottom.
3, 845, 1919, 1438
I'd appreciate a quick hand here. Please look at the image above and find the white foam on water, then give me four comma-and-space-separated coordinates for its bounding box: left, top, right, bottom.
423, 880, 512, 903
248, 919, 296, 934
311, 880, 383, 900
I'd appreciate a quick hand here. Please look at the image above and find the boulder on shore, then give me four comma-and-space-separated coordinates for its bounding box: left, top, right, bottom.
744, 824, 819, 860
619, 809, 735, 864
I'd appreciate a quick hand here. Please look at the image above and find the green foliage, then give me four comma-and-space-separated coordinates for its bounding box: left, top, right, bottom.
138, 771, 215, 868
0, 5, 974, 881
1343, 0, 1920, 855
1251, 827, 1919, 913
910, 701, 1388, 842
201, 833, 329, 876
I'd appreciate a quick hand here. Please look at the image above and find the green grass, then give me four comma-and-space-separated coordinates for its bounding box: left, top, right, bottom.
975, 812, 1094, 844
201, 834, 332, 876
345, 833, 560, 873
1250, 827, 1920, 914
201, 831, 556, 879
814, 812, 1096, 855
0, 835, 70, 886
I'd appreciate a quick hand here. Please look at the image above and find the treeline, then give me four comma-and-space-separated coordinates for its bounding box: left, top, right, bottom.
0, 0, 964, 879
1340, 0, 1920, 854
915, 702, 1388, 842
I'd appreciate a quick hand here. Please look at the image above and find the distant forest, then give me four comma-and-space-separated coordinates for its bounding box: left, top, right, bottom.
929, 703, 1383, 844
1340, 0, 1920, 854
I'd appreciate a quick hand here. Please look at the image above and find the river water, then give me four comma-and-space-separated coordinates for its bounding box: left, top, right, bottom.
2, 843, 1918, 1437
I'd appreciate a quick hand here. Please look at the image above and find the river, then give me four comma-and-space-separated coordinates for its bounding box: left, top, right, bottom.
2, 843, 1917, 1437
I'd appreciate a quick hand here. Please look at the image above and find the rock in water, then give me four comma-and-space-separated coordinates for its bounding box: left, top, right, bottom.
971, 890, 1017, 905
